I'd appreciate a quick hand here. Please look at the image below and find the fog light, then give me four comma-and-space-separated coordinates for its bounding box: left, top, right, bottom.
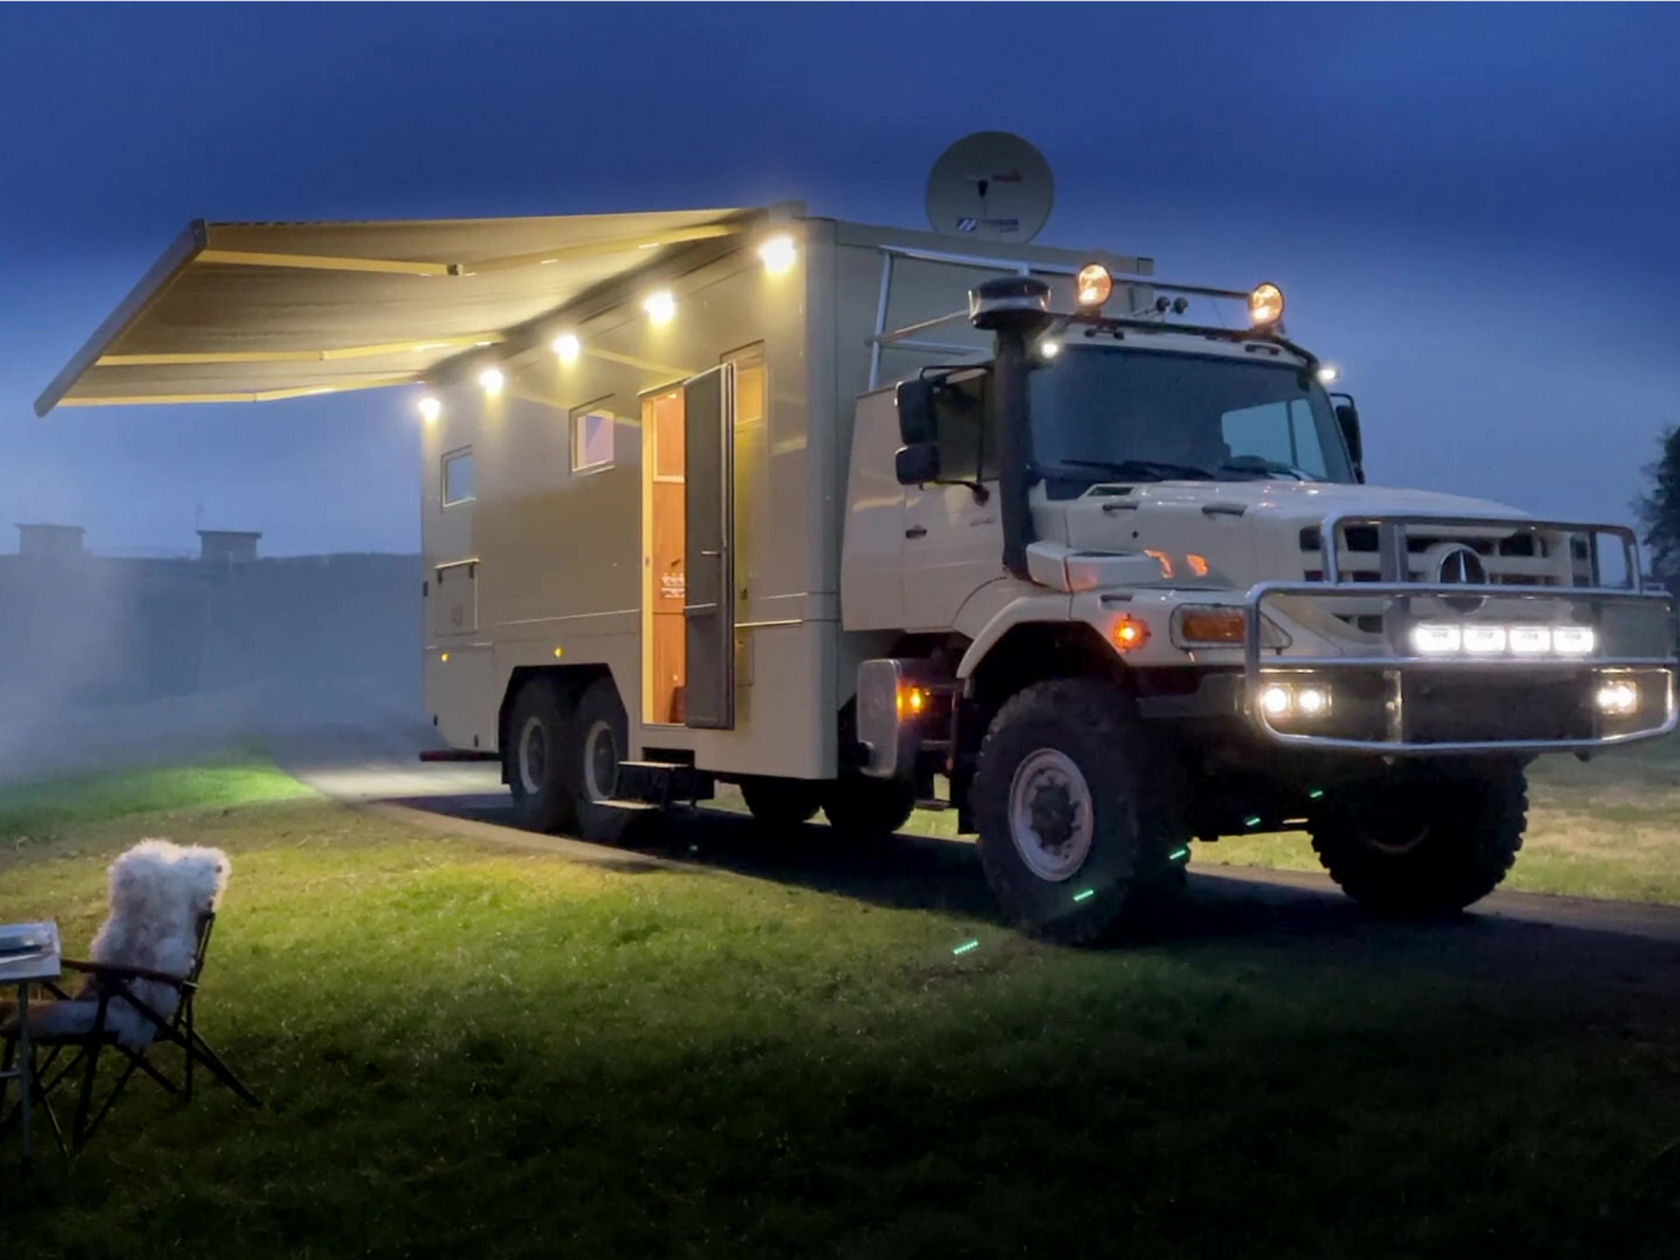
1595, 680, 1639, 716
1295, 687, 1330, 716
1259, 684, 1292, 716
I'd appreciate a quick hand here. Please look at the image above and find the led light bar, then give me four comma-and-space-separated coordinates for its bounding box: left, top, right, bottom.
1410, 623, 1596, 657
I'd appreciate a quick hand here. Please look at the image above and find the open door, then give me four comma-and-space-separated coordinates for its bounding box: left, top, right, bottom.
682, 364, 736, 729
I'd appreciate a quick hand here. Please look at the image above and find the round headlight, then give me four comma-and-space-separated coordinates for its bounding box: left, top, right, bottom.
1248, 282, 1285, 326
1076, 263, 1113, 309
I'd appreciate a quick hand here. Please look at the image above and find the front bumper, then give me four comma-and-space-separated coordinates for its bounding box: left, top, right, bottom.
1242, 579, 1677, 754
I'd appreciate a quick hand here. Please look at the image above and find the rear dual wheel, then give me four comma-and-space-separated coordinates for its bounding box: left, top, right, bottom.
508, 676, 631, 842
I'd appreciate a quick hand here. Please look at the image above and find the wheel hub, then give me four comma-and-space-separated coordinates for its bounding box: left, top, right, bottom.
583, 718, 619, 802
1007, 748, 1095, 882
518, 717, 548, 794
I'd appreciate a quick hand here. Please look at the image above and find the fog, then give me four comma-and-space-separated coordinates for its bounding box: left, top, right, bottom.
0, 539, 427, 786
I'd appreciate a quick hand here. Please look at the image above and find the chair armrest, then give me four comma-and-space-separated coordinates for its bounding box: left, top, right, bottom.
61, 957, 192, 989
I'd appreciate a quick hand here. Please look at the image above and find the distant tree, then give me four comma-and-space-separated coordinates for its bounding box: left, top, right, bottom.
1633, 425, 1680, 593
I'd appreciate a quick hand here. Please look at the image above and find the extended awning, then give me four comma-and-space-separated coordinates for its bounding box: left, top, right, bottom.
35, 207, 760, 415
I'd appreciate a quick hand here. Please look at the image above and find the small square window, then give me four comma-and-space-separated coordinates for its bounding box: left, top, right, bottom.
442, 448, 475, 505
573, 407, 615, 471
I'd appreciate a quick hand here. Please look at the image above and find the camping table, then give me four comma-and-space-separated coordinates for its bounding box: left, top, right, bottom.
1, 920, 62, 1169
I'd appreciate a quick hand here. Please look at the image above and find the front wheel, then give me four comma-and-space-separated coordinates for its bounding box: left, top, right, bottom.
970, 679, 1152, 944
1309, 762, 1527, 918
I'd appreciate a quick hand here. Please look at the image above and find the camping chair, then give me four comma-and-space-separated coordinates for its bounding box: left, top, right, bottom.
1, 853, 260, 1154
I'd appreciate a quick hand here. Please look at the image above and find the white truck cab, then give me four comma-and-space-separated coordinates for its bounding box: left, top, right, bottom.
843, 269, 1676, 939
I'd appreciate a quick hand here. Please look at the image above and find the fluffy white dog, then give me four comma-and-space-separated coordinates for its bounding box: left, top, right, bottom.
32, 839, 231, 1049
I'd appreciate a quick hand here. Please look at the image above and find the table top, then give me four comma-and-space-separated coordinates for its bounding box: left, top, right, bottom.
0, 921, 62, 985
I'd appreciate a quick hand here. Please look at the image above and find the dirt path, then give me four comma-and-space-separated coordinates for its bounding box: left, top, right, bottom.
270, 725, 1680, 974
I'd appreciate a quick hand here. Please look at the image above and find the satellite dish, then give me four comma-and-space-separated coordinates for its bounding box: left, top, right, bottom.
925, 132, 1054, 244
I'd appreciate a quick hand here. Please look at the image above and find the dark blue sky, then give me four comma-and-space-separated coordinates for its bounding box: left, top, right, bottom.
3, 4, 1677, 554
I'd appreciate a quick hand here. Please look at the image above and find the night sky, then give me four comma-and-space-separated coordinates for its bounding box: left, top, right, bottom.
2, 3, 1676, 555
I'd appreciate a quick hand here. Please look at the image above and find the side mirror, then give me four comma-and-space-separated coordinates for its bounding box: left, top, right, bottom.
895, 442, 940, 486
1333, 396, 1365, 484
895, 378, 937, 445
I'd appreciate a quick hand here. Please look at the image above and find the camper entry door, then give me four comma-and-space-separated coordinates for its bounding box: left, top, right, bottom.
681, 363, 736, 730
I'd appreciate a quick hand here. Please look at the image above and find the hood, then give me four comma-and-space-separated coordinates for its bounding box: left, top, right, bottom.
1046, 478, 1536, 591
1072, 479, 1527, 526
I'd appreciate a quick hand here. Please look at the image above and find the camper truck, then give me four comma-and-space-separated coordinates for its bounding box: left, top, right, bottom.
38, 183, 1678, 942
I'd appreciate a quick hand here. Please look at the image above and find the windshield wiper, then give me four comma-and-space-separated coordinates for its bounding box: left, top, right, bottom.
1046, 458, 1216, 482
1217, 456, 1316, 482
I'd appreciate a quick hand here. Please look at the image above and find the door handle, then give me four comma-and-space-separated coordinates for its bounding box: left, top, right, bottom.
905, 525, 927, 539
698, 549, 723, 557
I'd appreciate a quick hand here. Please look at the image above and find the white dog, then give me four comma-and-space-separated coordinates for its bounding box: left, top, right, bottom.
32, 839, 231, 1049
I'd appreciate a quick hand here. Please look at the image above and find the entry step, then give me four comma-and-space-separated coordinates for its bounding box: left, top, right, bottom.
615, 761, 715, 806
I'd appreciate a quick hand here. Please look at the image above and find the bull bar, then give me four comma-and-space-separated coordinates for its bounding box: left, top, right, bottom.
1240, 513, 1680, 754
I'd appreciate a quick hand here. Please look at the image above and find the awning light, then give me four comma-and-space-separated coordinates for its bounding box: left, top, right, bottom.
551, 332, 580, 364
416, 395, 441, 423
643, 290, 676, 325
1248, 282, 1285, 326
477, 367, 505, 397
758, 234, 797, 276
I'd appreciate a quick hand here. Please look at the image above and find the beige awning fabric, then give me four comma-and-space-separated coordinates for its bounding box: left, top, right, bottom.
35, 208, 757, 415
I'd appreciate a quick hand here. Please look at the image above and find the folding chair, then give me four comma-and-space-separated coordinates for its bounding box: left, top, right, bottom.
2, 898, 260, 1154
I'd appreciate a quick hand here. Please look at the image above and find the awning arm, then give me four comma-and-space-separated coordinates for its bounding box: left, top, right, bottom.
34, 220, 208, 416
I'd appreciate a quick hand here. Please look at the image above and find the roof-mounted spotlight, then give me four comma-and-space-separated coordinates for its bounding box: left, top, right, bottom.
1075, 263, 1113, 310
478, 366, 505, 397
1248, 282, 1285, 327
1316, 364, 1339, 385
551, 332, 581, 364
643, 290, 676, 326
416, 395, 441, 423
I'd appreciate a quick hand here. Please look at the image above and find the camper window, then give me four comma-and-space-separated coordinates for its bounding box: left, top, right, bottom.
572, 405, 615, 472
442, 448, 476, 505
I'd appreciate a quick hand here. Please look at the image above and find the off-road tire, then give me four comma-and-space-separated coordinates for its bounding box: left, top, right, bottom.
971, 679, 1150, 944
739, 776, 824, 831
821, 776, 916, 839
1309, 761, 1527, 918
565, 677, 634, 844
507, 679, 577, 834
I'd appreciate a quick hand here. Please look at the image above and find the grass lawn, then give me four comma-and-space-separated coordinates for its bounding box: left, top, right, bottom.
2, 759, 1679, 1259
1200, 739, 1680, 905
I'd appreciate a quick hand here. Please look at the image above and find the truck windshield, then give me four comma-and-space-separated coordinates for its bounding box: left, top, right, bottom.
1028, 344, 1355, 490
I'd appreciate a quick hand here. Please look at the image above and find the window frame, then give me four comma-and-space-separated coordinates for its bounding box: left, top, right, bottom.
570, 399, 617, 474
441, 446, 476, 506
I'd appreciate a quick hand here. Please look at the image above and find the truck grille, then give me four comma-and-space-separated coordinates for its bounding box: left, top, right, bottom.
1299, 522, 1594, 587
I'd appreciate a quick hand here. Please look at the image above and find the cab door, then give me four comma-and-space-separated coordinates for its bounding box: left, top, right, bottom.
900, 371, 1004, 631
